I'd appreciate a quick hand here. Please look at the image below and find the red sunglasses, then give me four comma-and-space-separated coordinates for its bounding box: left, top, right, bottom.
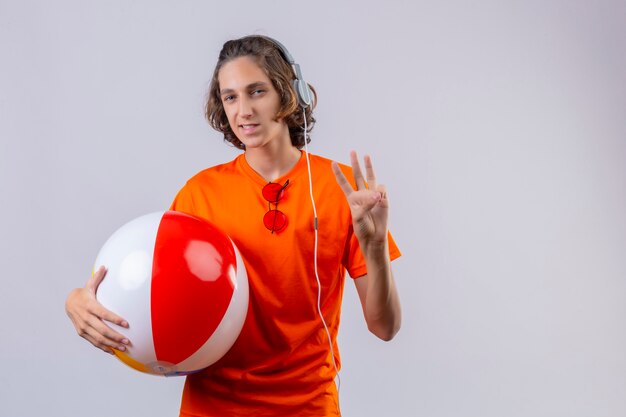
262, 180, 289, 233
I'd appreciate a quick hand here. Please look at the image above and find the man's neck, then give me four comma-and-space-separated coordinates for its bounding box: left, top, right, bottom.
244, 143, 301, 182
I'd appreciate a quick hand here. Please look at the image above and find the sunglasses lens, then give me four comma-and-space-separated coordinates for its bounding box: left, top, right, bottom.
263, 210, 287, 232
262, 183, 285, 202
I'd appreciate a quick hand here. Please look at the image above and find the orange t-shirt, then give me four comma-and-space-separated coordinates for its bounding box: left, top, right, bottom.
170, 152, 401, 417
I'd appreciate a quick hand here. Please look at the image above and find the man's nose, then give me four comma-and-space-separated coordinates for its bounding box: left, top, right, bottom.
238, 96, 253, 117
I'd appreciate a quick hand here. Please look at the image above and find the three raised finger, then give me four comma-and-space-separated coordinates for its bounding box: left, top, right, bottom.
332, 161, 354, 197
364, 154, 377, 190
350, 151, 367, 189
334, 152, 381, 197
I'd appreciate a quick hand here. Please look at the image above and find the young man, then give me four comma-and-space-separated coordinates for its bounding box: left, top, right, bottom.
66, 35, 401, 416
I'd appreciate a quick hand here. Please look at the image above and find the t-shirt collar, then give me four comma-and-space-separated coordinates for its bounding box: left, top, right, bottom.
237, 150, 307, 186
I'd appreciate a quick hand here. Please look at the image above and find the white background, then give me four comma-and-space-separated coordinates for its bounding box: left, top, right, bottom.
1, 0, 625, 416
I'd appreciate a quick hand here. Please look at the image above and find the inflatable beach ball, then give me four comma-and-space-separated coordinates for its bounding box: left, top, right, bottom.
94, 211, 249, 376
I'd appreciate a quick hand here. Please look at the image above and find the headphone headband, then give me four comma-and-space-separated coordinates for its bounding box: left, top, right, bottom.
261, 36, 313, 109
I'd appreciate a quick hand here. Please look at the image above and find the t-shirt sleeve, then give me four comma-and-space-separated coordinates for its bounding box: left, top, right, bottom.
343, 230, 402, 279
169, 183, 196, 215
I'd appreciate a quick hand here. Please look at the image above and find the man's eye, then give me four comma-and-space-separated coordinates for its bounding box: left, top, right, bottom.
223, 95, 235, 102
251, 89, 265, 96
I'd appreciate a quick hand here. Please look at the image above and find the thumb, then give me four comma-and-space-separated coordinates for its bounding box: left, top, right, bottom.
375, 184, 389, 208
87, 265, 107, 293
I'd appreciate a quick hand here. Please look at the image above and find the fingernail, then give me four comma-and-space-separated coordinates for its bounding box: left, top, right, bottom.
122, 338, 129, 345
118, 345, 126, 352
121, 321, 129, 328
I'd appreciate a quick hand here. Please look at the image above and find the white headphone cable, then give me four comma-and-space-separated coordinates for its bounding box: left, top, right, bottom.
302, 110, 342, 407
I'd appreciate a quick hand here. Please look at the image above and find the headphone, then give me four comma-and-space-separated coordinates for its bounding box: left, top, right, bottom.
262, 36, 313, 109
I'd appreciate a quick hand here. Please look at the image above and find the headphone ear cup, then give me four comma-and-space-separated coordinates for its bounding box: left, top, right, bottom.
293, 79, 312, 108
